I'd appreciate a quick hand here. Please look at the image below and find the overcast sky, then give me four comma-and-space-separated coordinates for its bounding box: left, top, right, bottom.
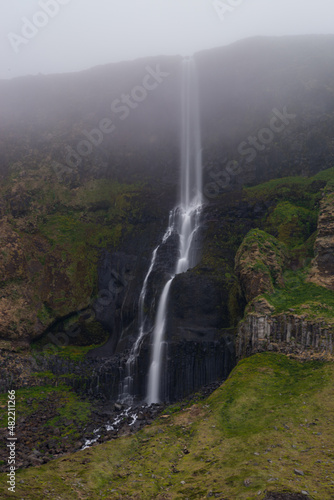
1, 0, 333, 80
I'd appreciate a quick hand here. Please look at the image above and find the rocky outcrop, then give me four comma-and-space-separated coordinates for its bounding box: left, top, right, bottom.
308, 192, 334, 290
235, 198, 334, 361
163, 334, 235, 401
0, 169, 172, 343
0, 222, 42, 340
235, 229, 288, 302
86, 242, 236, 402
237, 312, 334, 360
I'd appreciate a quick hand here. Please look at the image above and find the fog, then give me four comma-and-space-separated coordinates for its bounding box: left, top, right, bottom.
1, 0, 333, 80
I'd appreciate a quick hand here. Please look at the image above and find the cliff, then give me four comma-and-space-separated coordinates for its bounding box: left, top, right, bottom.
1, 35, 334, 403
308, 191, 334, 290
235, 229, 288, 302
236, 178, 334, 361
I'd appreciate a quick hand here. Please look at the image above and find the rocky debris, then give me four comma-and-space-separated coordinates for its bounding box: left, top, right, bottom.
0, 393, 165, 472
0, 391, 80, 471
237, 313, 334, 360
0, 344, 223, 472
4, 184, 32, 218
251, 297, 275, 315
80, 403, 165, 447
235, 229, 288, 303
0, 347, 40, 392
0, 222, 27, 281
309, 192, 334, 290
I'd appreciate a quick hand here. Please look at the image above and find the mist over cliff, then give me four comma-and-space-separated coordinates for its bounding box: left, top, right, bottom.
1, 35, 334, 192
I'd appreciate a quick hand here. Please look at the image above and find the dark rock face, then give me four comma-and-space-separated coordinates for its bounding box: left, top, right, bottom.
89, 251, 139, 356
161, 334, 235, 402
168, 272, 225, 338
158, 268, 236, 401
309, 192, 334, 290
8, 192, 31, 218
237, 313, 334, 360
31, 330, 235, 404
86, 227, 236, 402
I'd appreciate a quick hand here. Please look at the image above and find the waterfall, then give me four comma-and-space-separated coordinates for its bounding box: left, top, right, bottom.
146, 57, 203, 404
118, 57, 202, 405
118, 214, 176, 405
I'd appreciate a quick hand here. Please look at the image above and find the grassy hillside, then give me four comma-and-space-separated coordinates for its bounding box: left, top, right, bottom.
1, 353, 333, 499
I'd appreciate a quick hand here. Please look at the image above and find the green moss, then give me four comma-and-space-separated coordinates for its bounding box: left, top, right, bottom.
313, 165, 334, 190
0, 385, 90, 429
0, 163, 153, 340
262, 269, 334, 322
239, 229, 287, 258
31, 179, 145, 315
244, 174, 322, 208
37, 303, 54, 325
227, 279, 245, 326
33, 370, 56, 380
211, 353, 325, 438
265, 201, 318, 247
47, 344, 105, 362
237, 229, 287, 287
288, 230, 318, 266
1, 354, 334, 499
46, 392, 90, 429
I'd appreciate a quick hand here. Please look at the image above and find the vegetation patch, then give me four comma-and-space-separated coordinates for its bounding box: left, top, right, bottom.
1, 354, 333, 499
244, 175, 324, 209
263, 268, 334, 322
265, 201, 317, 248
0, 384, 90, 430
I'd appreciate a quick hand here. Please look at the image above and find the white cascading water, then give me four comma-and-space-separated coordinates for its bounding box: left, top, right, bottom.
146, 57, 203, 404
118, 216, 176, 404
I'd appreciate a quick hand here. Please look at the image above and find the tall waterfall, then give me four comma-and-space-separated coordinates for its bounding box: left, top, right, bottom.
146, 58, 203, 404
118, 57, 202, 405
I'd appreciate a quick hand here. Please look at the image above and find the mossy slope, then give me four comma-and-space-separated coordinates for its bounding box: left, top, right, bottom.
0, 155, 165, 342
1, 353, 333, 499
